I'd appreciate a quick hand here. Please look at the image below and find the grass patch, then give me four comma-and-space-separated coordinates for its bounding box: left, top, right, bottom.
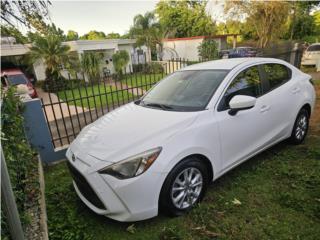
120, 73, 164, 91
57, 73, 165, 109
57, 84, 135, 109
45, 137, 320, 240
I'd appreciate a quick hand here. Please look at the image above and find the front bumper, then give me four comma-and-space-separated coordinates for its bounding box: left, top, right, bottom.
66, 154, 165, 222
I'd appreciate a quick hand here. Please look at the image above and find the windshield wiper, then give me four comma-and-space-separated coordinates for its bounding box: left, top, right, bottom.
142, 101, 173, 110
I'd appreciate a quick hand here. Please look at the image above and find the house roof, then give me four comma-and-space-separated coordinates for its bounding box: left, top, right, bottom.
162, 34, 239, 42
0, 39, 137, 57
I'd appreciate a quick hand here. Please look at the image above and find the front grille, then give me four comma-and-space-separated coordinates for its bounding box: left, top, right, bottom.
67, 161, 106, 210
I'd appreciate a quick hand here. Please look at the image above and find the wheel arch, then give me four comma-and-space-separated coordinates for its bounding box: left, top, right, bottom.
301, 103, 311, 118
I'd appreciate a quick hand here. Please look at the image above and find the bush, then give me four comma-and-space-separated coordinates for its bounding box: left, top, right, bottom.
198, 39, 219, 61
38, 78, 86, 93
132, 62, 164, 74
1, 88, 38, 239
112, 50, 129, 75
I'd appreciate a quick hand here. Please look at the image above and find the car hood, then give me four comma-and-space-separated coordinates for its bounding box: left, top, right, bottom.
70, 102, 199, 163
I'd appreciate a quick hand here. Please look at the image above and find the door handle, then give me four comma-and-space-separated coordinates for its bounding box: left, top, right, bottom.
291, 87, 300, 94
260, 105, 270, 113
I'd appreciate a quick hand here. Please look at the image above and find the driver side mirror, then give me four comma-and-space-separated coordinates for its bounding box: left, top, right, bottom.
228, 95, 256, 116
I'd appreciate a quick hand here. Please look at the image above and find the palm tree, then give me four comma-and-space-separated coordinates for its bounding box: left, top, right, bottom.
130, 11, 163, 61
28, 34, 70, 84
80, 51, 104, 82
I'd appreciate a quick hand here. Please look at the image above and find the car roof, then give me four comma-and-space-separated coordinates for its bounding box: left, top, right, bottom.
179, 58, 282, 71
1, 68, 24, 76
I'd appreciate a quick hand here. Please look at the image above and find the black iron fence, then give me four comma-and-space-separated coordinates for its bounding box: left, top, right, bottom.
40, 49, 303, 149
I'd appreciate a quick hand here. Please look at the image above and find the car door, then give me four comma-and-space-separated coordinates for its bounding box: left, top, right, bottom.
259, 63, 301, 139
215, 65, 272, 171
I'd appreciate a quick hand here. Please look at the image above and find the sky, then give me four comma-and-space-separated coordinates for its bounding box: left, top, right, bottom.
48, 0, 158, 36
47, 0, 225, 36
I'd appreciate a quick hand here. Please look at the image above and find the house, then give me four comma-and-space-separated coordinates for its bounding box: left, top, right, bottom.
0, 38, 150, 81
160, 34, 238, 61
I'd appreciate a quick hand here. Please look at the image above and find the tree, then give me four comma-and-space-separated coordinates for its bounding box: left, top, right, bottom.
156, 1, 216, 38
1, 25, 28, 43
28, 34, 70, 85
314, 10, 320, 35
287, 2, 320, 40
80, 52, 104, 81
106, 32, 121, 39
129, 11, 164, 61
66, 30, 79, 41
112, 50, 129, 75
80, 30, 106, 40
1, 0, 50, 28
198, 39, 218, 60
225, 1, 290, 48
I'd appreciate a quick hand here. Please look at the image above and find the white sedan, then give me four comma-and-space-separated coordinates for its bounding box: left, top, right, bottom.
301, 43, 320, 66
66, 58, 316, 222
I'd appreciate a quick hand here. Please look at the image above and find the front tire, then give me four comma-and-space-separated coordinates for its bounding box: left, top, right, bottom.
159, 157, 209, 216
289, 108, 309, 144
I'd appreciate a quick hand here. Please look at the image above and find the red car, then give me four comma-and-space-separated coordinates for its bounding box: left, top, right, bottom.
1, 69, 38, 98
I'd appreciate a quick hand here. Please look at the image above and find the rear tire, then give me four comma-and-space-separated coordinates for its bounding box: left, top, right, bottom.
159, 157, 209, 216
289, 108, 309, 144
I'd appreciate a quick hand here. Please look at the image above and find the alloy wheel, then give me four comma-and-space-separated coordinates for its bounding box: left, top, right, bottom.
170, 167, 203, 209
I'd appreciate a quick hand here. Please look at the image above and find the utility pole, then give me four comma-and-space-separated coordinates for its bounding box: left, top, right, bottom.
1, 146, 24, 240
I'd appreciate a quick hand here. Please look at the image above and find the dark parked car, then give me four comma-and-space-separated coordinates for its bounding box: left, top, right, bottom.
220, 47, 258, 59
1, 68, 38, 98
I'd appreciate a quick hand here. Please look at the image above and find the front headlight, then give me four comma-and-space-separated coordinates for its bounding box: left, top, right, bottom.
98, 147, 162, 179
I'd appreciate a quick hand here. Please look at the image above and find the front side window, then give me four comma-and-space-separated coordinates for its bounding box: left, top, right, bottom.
219, 66, 261, 111
263, 64, 290, 90
138, 70, 229, 111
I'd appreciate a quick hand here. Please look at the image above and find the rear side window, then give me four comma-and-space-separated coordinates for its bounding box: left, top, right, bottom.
307, 45, 320, 52
218, 66, 262, 111
263, 64, 291, 90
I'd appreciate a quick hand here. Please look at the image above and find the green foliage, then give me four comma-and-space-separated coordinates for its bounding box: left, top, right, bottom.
225, 1, 290, 48
301, 35, 320, 44
80, 52, 104, 81
80, 31, 106, 40
1, 87, 38, 238
156, 1, 215, 38
0, 1, 50, 28
112, 50, 129, 75
198, 39, 218, 60
129, 11, 164, 59
67, 30, 79, 41
28, 34, 71, 87
132, 62, 164, 74
1, 25, 28, 43
106, 32, 121, 39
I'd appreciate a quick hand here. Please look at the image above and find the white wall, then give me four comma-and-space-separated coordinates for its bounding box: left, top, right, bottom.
162, 38, 223, 61
162, 38, 203, 61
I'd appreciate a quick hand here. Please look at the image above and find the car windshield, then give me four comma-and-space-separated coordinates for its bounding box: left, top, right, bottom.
7, 74, 28, 85
137, 70, 228, 111
307, 45, 320, 52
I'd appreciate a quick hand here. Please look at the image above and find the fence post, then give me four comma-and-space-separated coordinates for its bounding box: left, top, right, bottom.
290, 43, 299, 67
1, 146, 25, 240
